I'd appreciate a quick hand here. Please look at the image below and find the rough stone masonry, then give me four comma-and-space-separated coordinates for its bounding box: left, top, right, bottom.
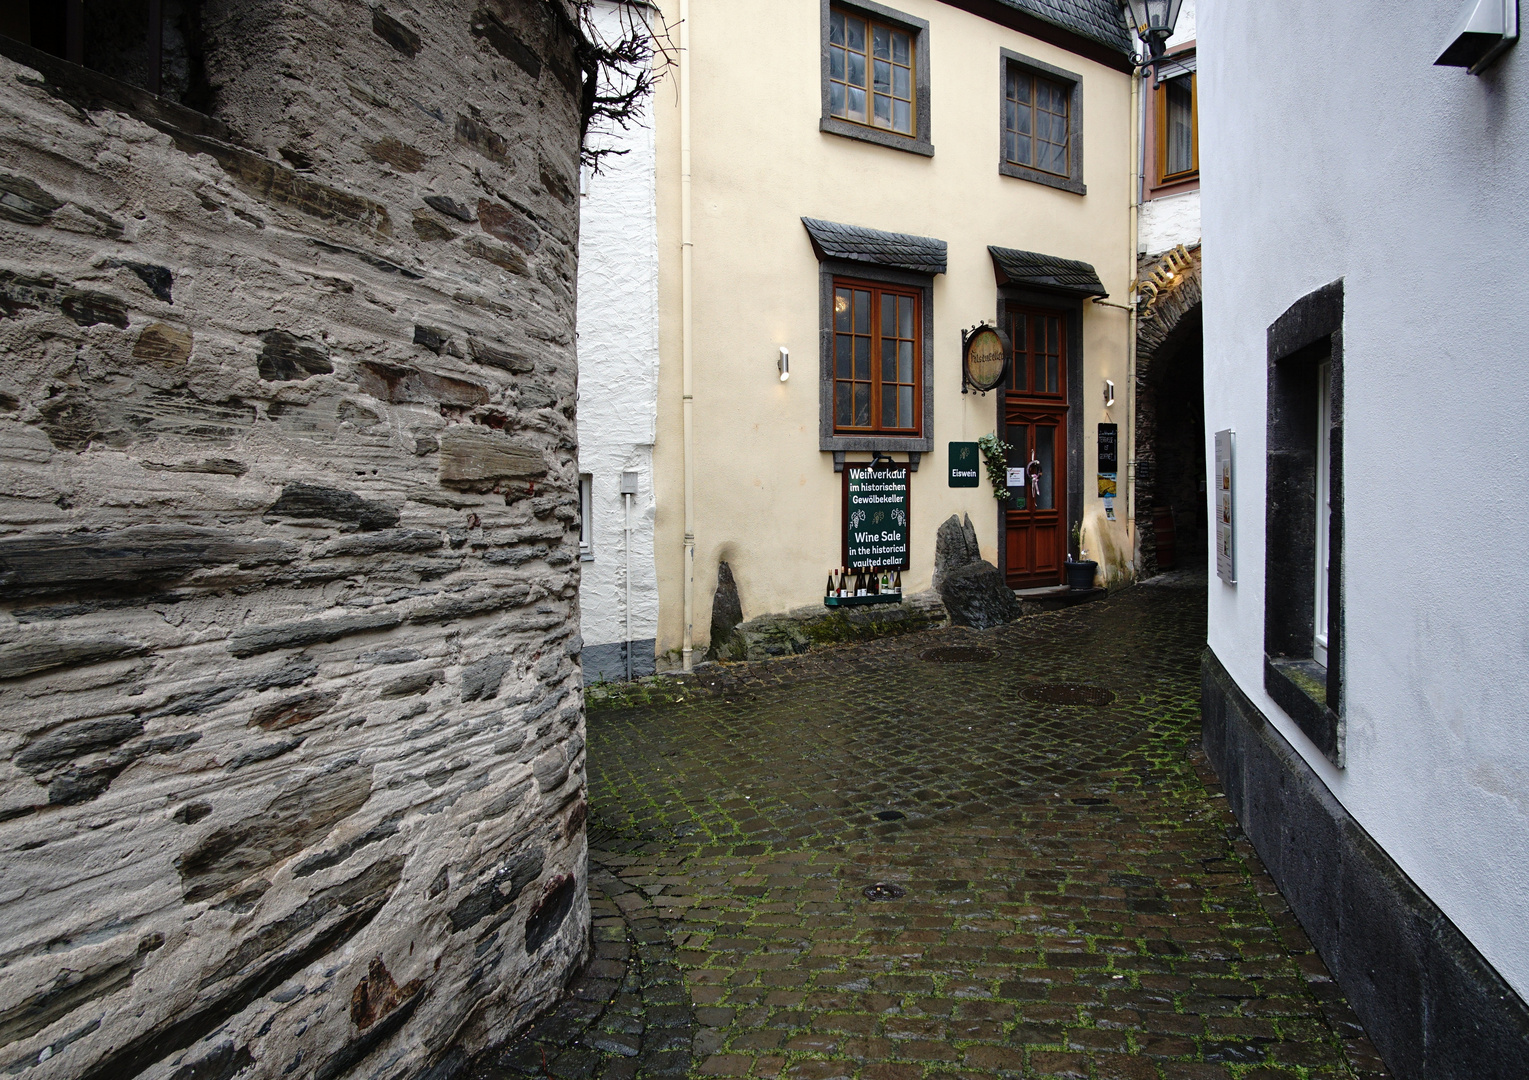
0, 2, 594, 1077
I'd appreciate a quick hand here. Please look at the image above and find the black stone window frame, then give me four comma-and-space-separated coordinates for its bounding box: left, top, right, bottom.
819, 0, 934, 158
817, 259, 935, 455
999, 49, 1085, 195
1263, 279, 1344, 767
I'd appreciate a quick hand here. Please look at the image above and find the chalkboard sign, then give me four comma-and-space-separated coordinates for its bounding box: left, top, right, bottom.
948, 442, 979, 487
1097, 423, 1118, 474
842, 462, 910, 569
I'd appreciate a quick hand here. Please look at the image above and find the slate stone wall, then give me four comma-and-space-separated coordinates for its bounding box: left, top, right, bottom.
0, 3, 591, 1077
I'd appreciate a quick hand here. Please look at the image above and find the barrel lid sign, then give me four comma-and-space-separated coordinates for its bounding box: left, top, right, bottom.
842, 461, 911, 569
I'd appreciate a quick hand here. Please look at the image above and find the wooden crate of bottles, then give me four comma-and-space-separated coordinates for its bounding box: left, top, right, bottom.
824, 566, 904, 607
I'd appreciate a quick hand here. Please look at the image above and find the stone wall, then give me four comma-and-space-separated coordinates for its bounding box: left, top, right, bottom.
0, 3, 591, 1077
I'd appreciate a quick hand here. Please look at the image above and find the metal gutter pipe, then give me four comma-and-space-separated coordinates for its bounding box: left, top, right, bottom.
679, 0, 695, 671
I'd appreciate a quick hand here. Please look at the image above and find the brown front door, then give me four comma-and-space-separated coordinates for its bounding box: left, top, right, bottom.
1003, 305, 1069, 588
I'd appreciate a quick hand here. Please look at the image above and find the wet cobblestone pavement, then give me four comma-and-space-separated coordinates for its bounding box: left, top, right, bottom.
470, 574, 1389, 1080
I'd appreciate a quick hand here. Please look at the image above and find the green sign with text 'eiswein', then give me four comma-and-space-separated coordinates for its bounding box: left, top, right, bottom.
948, 441, 979, 487
843, 463, 910, 569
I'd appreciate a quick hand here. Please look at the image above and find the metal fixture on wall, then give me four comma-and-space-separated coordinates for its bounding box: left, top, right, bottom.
1436, 0, 1519, 72
1122, 0, 1184, 76
621, 469, 640, 681
1104, 379, 1116, 408
778, 346, 790, 382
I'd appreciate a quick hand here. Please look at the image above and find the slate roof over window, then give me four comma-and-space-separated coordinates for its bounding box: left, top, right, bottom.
989, 245, 1108, 297
996, 0, 1134, 55
802, 218, 948, 275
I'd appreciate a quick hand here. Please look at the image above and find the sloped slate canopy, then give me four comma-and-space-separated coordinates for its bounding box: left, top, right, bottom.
997, 0, 1133, 54
988, 245, 1107, 297
803, 218, 947, 275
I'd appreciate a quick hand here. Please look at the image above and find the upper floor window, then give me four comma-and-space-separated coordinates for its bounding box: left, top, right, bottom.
833, 279, 922, 435
819, 1, 932, 157
1005, 70, 1070, 177
998, 50, 1085, 195
1158, 72, 1198, 182
828, 9, 915, 136
1005, 306, 1066, 397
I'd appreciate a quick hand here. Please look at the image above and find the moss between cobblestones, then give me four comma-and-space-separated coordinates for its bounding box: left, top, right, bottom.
566, 578, 1388, 1080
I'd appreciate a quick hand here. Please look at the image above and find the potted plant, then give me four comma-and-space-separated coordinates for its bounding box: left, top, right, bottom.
1064, 521, 1097, 590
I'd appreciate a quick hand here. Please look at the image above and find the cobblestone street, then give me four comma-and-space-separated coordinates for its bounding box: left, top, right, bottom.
471, 575, 1389, 1080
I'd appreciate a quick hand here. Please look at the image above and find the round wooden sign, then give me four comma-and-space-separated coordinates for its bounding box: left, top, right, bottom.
963, 325, 1009, 392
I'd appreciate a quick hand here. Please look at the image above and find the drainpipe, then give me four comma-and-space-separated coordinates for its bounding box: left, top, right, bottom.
1125, 58, 1143, 569
679, 0, 696, 671
624, 487, 633, 681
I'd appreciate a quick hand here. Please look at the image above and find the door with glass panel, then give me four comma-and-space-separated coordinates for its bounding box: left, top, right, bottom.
1003, 305, 1068, 588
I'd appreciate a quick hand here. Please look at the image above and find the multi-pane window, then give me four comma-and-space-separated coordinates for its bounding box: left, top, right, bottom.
1005, 68, 1070, 176
1005, 308, 1065, 395
828, 7, 915, 136
833, 280, 920, 434
1160, 73, 1197, 180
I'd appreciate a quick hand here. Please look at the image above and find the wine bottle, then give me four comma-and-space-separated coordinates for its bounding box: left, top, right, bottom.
826, 572, 835, 598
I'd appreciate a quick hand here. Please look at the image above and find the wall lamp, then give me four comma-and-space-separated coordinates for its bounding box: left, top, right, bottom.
1436, 0, 1518, 73
778, 346, 790, 382
1104, 379, 1116, 408
1122, 0, 1184, 76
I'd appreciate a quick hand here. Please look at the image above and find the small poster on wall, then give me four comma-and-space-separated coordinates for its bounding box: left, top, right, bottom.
1097, 423, 1118, 519
948, 442, 980, 487
1214, 429, 1236, 584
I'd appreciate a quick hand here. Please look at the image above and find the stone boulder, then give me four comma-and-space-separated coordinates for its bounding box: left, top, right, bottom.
939, 559, 1023, 629
706, 561, 744, 660
932, 513, 982, 590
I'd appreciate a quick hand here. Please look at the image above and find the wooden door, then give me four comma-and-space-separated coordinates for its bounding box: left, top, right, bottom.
1003, 305, 1069, 588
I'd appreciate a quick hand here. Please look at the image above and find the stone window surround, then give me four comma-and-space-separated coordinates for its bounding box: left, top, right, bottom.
999, 48, 1086, 195
817, 259, 935, 456
819, 0, 935, 158
1263, 279, 1345, 767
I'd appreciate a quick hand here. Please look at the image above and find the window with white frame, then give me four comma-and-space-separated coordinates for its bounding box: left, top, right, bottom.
578, 474, 593, 560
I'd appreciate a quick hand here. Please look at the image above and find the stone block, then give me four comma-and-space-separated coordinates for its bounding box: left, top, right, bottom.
439, 425, 547, 486
937, 560, 1022, 629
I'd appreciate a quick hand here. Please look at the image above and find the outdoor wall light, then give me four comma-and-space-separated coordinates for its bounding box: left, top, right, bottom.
778, 346, 790, 382
1123, 0, 1184, 74
1104, 379, 1116, 408
1436, 0, 1518, 73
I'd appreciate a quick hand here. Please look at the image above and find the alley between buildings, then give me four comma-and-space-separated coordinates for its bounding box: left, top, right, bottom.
470, 575, 1388, 1080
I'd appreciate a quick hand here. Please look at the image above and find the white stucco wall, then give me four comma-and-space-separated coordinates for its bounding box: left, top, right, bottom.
575, 0, 660, 680
1139, 188, 1199, 255
1201, 0, 1529, 998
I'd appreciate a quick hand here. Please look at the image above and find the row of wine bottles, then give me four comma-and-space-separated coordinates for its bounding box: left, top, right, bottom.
826, 566, 903, 598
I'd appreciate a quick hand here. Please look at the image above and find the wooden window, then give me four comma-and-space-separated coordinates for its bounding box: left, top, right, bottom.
1004, 307, 1066, 397
1005, 68, 1070, 176
833, 280, 921, 434
1157, 73, 1198, 182
828, 7, 915, 136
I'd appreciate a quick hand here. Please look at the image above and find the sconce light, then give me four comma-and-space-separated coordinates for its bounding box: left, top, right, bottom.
778, 346, 790, 382
1103, 379, 1116, 408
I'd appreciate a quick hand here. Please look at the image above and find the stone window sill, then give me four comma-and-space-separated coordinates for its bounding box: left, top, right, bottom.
1264, 655, 1342, 766
820, 117, 934, 157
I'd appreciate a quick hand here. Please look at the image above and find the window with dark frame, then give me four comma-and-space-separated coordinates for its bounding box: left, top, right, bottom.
828, 6, 915, 136
1158, 72, 1198, 182
1005, 307, 1066, 396
832, 279, 921, 435
1005, 68, 1070, 177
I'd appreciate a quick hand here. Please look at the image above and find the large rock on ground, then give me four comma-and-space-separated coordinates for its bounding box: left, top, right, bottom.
932, 513, 983, 591
706, 562, 744, 660
939, 560, 1023, 629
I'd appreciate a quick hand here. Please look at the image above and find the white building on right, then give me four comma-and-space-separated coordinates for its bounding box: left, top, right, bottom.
1199, 1, 1529, 1074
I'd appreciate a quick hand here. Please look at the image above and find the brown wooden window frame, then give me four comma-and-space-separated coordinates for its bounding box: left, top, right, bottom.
819, 0, 933, 158
1156, 70, 1199, 186
1004, 304, 1068, 399
1005, 70, 1071, 178
827, 5, 916, 138
997, 49, 1085, 196
831, 277, 924, 438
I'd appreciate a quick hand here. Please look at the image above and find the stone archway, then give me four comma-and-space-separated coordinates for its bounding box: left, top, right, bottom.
1134, 246, 1204, 577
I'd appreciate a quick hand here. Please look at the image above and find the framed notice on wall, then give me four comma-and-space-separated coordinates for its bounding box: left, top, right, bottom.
842, 461, 911, 570
1214, 429, 1236, 584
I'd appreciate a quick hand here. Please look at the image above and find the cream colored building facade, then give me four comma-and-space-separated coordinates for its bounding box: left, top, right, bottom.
649, 0, 1138, 667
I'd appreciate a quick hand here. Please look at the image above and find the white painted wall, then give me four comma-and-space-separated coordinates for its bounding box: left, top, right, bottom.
576, 0, 660, 680
1201, 0, 1529, 997
1139, 188, 1199, 256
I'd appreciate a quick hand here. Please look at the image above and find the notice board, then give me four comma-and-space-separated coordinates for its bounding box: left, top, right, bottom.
842, 462, 910, 569
1214, 429, 1236, 584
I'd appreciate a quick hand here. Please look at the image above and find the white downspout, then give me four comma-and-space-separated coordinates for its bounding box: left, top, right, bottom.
679, 0, 695, 671
1126, 58, 1143, 570
624, 489, 633, 681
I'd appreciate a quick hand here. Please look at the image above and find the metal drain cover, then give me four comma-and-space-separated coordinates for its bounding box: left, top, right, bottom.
874, 810, 906, 821
1021, 682, 1115, 706
920, 646, 997, 663
863, 882, 906, 901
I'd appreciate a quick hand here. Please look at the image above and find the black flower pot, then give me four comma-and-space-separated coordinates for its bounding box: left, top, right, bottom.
1064, 559, 1097, 591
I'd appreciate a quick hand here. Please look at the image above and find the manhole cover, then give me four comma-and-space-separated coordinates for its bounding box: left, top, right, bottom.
1021, 683, 1115, 706
874, 810, 906, 821
863, 882, 906, 901
920, 646, 997, 663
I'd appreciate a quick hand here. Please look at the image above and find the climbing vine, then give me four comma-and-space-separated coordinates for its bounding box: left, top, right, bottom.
976, 432, 1012, 504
